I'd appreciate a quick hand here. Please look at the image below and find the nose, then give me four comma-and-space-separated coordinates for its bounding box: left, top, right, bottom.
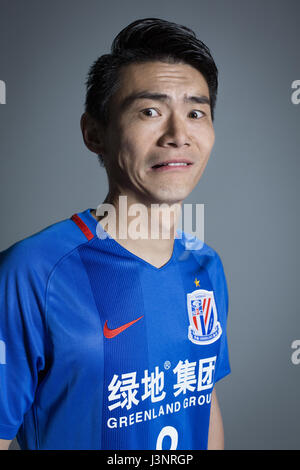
157, 112, 191, 148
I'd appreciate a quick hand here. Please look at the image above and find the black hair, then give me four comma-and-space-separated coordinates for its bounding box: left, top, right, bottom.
84, 18, 218, 165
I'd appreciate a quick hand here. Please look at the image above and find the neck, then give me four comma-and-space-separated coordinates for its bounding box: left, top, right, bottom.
92, 188, 183, 268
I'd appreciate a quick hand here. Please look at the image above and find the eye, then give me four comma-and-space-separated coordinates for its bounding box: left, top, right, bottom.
141, 108, 160, 117
189, 110, 205, 119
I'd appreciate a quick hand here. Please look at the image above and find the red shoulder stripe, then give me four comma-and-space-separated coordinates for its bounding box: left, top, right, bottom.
71, 214, 94, 241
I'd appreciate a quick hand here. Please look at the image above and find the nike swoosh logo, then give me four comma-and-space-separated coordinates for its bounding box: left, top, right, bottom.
103, 315, 144, 339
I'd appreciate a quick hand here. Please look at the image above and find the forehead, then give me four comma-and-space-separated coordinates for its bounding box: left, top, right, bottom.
111, 61, 210, 107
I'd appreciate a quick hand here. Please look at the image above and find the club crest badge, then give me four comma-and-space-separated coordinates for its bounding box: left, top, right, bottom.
187, 289, 222, 345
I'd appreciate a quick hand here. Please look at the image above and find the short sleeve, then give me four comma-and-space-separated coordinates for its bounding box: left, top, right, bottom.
0, 242, 49, 439
210, 252, 231, 383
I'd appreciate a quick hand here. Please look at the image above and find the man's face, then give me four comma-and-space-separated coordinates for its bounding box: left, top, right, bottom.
101, 61, 215, 205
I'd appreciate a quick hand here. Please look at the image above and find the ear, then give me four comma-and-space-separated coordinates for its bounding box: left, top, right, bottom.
80, 112, 106, 156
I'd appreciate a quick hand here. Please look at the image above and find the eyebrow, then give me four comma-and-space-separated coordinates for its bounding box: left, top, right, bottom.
119, 91, 211, 111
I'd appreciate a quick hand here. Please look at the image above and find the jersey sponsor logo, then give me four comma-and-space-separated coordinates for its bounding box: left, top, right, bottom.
187, 289, 222, 345
103, 315, 144, 338
106, 356, 216, 433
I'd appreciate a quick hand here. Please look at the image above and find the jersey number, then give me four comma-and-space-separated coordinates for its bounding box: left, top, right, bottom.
156, 426, 178, 450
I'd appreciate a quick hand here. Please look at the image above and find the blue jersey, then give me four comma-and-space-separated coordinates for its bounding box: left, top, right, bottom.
0, 209, 230, 450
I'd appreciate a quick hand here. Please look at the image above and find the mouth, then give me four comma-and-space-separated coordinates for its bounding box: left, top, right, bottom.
151, 160, 193, 172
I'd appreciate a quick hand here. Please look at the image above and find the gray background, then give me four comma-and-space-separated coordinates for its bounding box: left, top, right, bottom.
0, 0, 299, 450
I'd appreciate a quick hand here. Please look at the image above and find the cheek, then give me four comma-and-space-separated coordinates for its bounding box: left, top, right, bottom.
107, 126, 134, 168
196, 125, 215, 155
115, 136, 143, 174
118, 126, 152, 166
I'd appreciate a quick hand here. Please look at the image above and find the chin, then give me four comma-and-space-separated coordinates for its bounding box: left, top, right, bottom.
149, 187, 190, 205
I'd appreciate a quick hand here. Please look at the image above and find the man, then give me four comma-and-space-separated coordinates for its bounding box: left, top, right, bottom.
0, 18, 230, 450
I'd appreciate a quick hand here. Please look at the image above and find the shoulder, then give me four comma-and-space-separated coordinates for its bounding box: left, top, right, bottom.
176, 230, 228, 289
176, 231, 229, 313
0, 211, 93, 283
176, 230, 224, 265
